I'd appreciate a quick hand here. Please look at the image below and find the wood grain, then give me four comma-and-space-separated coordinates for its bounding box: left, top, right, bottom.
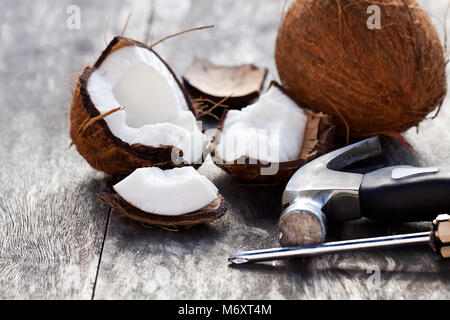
0, 0, 151, 299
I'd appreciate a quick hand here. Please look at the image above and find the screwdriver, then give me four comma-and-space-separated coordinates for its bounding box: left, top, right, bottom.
229, 214, 450, 265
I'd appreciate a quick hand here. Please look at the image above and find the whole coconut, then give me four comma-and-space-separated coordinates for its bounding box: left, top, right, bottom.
276, 0, 447, 137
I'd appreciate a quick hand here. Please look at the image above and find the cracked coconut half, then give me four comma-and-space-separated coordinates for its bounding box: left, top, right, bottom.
211, 83, 335, 184
70, 37, 204, 176
99, 166, 227, 227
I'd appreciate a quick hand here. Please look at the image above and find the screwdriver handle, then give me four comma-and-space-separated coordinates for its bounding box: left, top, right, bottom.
431, 214, 450, 258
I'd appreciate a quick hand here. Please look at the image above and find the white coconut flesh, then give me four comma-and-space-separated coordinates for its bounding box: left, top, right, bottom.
87, 45, 204, 164
113, 167, 219, 216
215, 85, 308, 163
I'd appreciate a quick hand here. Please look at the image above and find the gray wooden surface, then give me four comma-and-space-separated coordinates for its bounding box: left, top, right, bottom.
0, 0, 449, 300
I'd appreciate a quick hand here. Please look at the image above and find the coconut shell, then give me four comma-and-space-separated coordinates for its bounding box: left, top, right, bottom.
211, 85, 335, 184
183, 58, 268, 112
98, 192, 227, 228
70, 36, 196, 177
276, 0, 447, 137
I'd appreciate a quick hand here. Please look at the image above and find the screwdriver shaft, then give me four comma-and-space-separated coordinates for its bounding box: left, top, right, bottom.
229, 232, 431, 264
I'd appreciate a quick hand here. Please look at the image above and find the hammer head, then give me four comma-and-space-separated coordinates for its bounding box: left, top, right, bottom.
278, 137, 382, 247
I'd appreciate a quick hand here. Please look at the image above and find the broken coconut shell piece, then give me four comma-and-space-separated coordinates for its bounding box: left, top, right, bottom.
182, 57, 268, 115
211, 83, 335, 184
70, 36, 204, 177
98, 167, 227, 228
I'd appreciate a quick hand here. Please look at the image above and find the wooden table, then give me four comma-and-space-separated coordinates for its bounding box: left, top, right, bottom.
0, 0, 449, 299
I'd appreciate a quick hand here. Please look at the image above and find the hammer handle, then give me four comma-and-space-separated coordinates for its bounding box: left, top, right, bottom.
360, 166, 450, 222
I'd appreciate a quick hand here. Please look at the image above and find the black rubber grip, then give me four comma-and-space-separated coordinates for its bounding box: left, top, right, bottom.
360, 166, 450, 222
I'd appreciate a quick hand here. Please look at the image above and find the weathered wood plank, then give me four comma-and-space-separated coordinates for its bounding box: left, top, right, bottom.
0, 0, 151, 299
94, 0, 450, 299
93, 140, 450, 299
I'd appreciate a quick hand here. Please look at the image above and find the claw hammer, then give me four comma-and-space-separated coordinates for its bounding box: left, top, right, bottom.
278, 136, 450, 247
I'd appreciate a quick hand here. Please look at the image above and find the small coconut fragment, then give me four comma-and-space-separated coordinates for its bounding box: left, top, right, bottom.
98, 167, 227, 227
70, 37, 204, 176
211, 83, 334, 184
182, 58, 268, 115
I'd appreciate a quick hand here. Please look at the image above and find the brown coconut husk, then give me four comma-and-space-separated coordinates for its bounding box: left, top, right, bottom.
191, 95, 232, 121
98, 192, 227, 228
276, 0, 447, 138
149, 25, 214, 48
183, 58, 268, 115
210, 83, 335, 184
70, 36, 196, 177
